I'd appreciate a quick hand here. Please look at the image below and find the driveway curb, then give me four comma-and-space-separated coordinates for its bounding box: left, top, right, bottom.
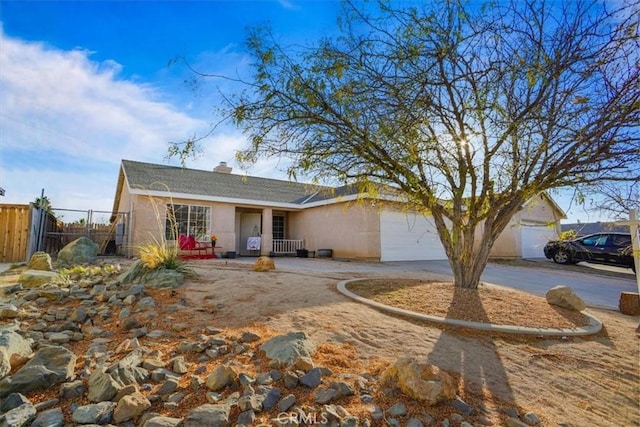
337, 278, 603, 337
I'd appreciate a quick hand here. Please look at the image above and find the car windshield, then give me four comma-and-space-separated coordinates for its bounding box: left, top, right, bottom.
581, 234, 609, 246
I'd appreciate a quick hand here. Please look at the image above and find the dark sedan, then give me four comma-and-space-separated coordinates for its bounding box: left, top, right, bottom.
544, 232, 636, 272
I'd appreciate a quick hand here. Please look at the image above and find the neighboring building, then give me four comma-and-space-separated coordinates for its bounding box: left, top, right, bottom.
561, 222, 630, 235
110, 160, 565, 261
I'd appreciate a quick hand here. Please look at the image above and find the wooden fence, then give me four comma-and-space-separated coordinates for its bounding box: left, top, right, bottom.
0, 204, 31, 263
0, 204, 63, 263
0, 205, 128, 263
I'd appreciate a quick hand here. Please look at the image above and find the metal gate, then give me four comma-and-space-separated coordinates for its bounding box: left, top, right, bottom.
42, 209, 130, 257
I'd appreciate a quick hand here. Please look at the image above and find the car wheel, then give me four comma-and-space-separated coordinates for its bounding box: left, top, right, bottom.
553, 250, 571, 265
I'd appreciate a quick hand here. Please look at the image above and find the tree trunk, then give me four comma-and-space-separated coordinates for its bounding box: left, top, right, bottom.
431, 198, 521, 290
450, 255, 488, 289
432, 211, 493, 289
449, 235, 494, 289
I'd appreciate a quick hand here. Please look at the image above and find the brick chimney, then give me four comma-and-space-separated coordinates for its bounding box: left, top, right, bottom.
213, 161, 232, 173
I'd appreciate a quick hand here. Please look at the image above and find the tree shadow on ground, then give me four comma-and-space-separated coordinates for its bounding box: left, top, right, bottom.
427, 285, 515, 411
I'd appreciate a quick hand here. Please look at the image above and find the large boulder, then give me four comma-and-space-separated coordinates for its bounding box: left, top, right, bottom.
57, 237, 99, 266
0, 345, 76, 398
253, 256, 275, 272
382, 357, 456, 405
17, 270, 61, 288
116, 260, 184, 289
546, 285, 586, 311
140, 268, 184, 289
0, 325, 33, 379
116, 259, 145, 284
27, 252, 53, 271
259, 331, 316, 366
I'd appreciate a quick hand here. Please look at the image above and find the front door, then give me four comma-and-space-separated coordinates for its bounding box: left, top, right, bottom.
238, 213, 262, 256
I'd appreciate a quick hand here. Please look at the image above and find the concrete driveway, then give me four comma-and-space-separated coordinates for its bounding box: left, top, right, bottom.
403, 258, 636, 310
236, 256, 636, 310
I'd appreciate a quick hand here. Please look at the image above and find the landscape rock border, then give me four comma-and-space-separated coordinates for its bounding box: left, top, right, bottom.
337, 279, 603, 337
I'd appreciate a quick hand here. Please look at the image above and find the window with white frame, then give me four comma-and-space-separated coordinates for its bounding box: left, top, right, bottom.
166, 204, 210, 240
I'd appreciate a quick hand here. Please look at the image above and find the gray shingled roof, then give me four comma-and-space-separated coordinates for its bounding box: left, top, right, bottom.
121, 160, 358, 205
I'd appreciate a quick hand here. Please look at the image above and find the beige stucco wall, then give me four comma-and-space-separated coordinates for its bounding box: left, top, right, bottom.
129, 195, 168, 252
123, 194, 241, 256
520, 194, 562, 224
211, 203, 237, 252
116, 181, 132, 214
289, 200, 381, 259
489, 194, 563, 258
119, 184, 563, 260
121, 190, 382, 259
489, 215, 522, 258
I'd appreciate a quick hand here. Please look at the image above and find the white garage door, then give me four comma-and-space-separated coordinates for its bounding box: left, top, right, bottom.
521, 225, 555, 259
380, 211, 447, 261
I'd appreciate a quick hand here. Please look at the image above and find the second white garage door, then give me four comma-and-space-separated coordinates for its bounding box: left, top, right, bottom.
380, 211, 447, 261
521, 224, 555, 259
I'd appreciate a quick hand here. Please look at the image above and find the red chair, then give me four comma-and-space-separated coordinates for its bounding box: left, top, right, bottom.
178, 234, 193, 250
178, 234, 212, 259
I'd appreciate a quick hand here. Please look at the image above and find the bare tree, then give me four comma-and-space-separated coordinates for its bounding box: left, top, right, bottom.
590, 181, 640, 219
173, 0, 639, 289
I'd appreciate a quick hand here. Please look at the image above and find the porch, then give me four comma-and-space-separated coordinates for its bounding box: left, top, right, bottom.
270, 239, 304, 256
236, 207, 304, 257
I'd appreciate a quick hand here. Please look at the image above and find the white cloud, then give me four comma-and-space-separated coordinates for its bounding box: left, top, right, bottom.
0, 31, 207, 158
0, 29, 217, 209
0, 28, 301, 214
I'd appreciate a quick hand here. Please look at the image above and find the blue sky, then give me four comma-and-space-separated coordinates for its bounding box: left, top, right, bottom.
0, 0, 607, 223
0, 0, 342, 222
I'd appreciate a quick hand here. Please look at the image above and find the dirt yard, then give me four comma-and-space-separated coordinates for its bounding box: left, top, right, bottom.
1, 257, 638, 426
181, 259, 640, 426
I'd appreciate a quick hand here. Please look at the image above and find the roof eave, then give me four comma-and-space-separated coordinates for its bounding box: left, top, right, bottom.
110, 165, 126, 222
127, 188, 306, 210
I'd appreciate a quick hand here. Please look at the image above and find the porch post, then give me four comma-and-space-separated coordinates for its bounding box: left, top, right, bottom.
261, 207, 273, 256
